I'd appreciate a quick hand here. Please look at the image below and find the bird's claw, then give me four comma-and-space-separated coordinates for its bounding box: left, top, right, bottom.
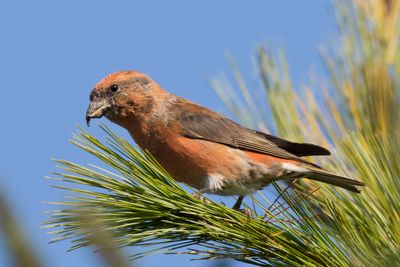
192, 191, 210, 204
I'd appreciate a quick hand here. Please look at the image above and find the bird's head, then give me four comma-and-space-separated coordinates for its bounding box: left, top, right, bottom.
86, 71, 158, 127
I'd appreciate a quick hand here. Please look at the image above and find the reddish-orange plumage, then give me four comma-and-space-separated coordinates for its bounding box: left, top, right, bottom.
245, 151, 294, 166
86, 70, 364, 209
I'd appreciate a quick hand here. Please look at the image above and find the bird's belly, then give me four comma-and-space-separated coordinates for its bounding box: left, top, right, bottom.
207, 173, 272, 196
147, 137, 255, 190
147, 136, 288, 195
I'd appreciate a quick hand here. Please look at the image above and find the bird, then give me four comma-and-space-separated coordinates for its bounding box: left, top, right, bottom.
86, 70, 364, 210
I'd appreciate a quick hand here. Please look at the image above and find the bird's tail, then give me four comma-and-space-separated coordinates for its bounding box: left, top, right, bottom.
305, 167, 365, 193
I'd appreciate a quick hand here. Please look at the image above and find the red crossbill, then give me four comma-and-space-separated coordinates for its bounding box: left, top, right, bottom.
86, 71, 364, 209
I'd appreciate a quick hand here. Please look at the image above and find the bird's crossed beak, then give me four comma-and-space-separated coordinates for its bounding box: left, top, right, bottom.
86, 99, 111, 127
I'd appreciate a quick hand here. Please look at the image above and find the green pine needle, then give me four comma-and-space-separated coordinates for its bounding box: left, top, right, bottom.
45, 125, 351, 267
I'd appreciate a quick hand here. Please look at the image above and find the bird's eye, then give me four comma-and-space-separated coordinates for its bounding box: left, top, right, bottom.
110, 84, 119, 92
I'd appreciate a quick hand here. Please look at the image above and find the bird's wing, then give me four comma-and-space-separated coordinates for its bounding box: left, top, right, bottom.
175, 103, 330, 159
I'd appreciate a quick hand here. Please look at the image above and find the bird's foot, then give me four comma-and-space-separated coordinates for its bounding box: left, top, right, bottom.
192, 191, 210, 204
238, 208, 252, 217
231, 195, 252, 217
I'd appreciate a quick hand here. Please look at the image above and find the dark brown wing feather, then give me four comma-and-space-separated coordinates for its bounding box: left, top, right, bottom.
175, 102, 330, 159
255, 132, 330, 156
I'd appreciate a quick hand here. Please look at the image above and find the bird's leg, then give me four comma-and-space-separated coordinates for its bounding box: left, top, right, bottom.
232, 194, 244, 210
232, 195, 252, 217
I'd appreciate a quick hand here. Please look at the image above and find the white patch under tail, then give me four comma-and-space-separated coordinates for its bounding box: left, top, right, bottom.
281, 163, 308, 173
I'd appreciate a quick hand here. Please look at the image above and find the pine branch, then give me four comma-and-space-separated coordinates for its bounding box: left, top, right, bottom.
45, 125, 350, 267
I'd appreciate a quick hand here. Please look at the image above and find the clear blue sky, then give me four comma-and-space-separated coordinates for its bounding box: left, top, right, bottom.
0, 1, 335, 266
